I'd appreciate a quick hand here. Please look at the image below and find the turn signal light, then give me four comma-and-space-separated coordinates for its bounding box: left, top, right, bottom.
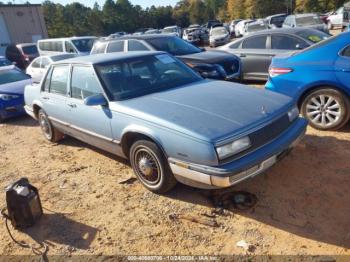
269, 67, 293, 78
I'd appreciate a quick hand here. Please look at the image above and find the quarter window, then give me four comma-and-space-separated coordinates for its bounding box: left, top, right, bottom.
229, 40, 242, 49
31, 58, 41, 68
41, 57, 50, 68
128, 40, 149, 51
107, 41, 124, 53
50, 66, 69, 95
242, 35, 267, 49
342, 45, 350, 57
71, 66, 101, 100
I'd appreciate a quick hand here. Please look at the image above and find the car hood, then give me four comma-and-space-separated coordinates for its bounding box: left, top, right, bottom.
0, 79, 32, 94
210, 34, 229, 40
111, 80, 294, 142
178, 50, 237, 64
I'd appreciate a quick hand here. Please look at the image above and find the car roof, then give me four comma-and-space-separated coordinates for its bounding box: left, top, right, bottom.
16, 43, 36, 47
292, 13, 319, 17
104, 34, 176, 42
52, 51, 166, 65
38, 36, 97, 41
242, 27, 320, 36
266, 13, 287, 19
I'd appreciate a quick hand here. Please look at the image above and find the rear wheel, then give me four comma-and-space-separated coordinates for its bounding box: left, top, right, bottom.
301, 88, 350, 130
38, 109, 64, 142
129, 140, 177, 193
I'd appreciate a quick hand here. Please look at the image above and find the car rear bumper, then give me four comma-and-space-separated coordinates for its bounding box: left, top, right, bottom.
169, 118, 307, 189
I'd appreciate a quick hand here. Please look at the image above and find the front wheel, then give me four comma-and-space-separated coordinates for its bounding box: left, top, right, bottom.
38, 109, 64, 142
301, 88, 350, 130
129, 140, 177, 193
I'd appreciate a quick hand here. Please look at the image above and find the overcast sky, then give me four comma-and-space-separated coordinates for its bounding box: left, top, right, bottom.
23, 0, 178, 8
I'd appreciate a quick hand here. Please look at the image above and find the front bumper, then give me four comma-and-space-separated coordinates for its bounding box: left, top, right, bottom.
0, 102, 26, 121
169, 118, 307, 189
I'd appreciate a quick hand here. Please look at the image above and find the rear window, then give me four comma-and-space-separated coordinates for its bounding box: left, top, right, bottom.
72, 38, 95, 52
0, 69, 30, 85
39, 41, 63, 52
296, 15, 322, 26
295, 29, 330, 43
21, 45, 38, 55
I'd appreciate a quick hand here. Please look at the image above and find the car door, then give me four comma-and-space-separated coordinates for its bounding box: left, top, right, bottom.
239, 34, 271, 80
41, 65, 71, 132
335, 45, 350, 88
66, 65, 116, 154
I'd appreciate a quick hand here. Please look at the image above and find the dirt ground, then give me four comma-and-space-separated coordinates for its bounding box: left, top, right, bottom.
1, 98, 350, 258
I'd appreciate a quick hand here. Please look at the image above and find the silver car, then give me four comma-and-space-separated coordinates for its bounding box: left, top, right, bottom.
209, 27, 230, 47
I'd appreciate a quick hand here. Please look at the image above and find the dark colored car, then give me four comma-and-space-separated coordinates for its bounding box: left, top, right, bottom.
91, 35, 241, 81
5, 43, 39, 69
218, 28, 330, 81
206, 20, 222, 29
265, 14, 287, 28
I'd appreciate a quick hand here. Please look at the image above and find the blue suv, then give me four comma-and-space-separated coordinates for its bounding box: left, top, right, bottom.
266, 31, 350, 130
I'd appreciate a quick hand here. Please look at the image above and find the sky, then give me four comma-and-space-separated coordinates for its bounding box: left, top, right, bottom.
22, 0, 178, 8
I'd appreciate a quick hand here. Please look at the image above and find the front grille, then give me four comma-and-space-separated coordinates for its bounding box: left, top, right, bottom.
220, 59, 240, 76
220, 114, 291, 165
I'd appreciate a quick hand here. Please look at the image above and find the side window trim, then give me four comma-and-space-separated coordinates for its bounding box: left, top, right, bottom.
41, 66, 53, 92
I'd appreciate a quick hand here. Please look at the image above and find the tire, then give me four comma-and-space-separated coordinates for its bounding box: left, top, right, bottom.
129, 140, 177, 193
38, 109, 64, 142
301, 88, 350, 131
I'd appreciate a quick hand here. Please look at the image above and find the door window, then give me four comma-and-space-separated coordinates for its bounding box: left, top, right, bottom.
128, 40, 149, 51
65, 41, 76, 53
50, 66, 69, 95
40, 57, 50, 68
271, 35, 308, 50
242, 35, 267, 49
71, 66, 102, 100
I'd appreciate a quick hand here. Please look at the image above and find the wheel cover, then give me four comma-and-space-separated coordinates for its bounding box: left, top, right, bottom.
39, 113, 52, 139
134, 148, 161, 185
306, 94, 342, 128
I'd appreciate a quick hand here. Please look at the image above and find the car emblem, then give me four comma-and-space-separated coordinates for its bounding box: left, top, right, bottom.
261, 106, 267, 115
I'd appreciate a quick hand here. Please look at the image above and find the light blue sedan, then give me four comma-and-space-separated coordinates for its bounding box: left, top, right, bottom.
24, 51, 307, 193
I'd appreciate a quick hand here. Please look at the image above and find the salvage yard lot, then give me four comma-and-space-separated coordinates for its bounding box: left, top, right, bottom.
1, 87, 350, 256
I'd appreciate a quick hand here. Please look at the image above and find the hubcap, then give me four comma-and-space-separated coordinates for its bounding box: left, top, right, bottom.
134, 148, 160, 185
306, 94, 341, 127
39, 114, 52, 139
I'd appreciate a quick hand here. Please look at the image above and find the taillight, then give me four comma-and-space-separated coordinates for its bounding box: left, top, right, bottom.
269, 67, 293, 78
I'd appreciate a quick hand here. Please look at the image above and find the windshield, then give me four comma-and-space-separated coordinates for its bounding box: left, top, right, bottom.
211, 28, 227, 36
95, 54, 201, 100
247, 23, 268, 32
295, 29, 330, 43
296, 15, 322, 25
0, 69, 30, 85
0, 58, 12, 67
21, 45, 38, 55
71, 38, 96, 52
147, 37, 202, 56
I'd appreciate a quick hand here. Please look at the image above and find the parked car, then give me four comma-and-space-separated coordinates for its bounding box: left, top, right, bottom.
283, 13, 329, 33
5, 43, 39, 69
91, 35, 241, 81
134, 28, 153, 35
265, 14, 287, 28
266, 31, 350, 130
229, 19, 243, 36
0, 65, 32, 122
108, 32, 127, 39
235, 19, 254, 37
218, 28, 330, 81
0, 56, 13, 67
243, 20, 269, 36
183, 28, 201, 45
327, 7, 344, 29
206, 19, 222, 29
162, 26, 182, 37
26, 54, 79, 83
37, 37, 97, 56
24, 51, 307, 193
209, 26, 230, 47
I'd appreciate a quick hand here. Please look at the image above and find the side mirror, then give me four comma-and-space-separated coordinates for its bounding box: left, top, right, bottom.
84, 94, 108, 107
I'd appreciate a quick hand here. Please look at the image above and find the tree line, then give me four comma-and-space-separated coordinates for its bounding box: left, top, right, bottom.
39, 0, 348, 38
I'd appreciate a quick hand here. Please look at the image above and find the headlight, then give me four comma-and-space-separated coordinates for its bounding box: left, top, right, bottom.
0, 94, 20, 101
216, 136, 251, 160
201, 69, 220, 77
288, 106, 299, 122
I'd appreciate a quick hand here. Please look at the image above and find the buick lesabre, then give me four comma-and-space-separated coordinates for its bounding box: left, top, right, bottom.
24, 51, 307, 193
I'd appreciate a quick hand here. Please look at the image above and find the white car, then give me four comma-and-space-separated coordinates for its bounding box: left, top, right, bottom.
162, 26, 182, 37
327, 7, 344, 29
26, 54, 78, 83
235, 19, 254, 37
